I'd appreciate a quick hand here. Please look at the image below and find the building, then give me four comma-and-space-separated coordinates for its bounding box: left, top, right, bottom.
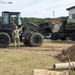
66, 6, 75, 23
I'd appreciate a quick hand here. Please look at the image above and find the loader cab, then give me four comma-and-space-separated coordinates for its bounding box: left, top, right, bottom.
2, 11, 22, 30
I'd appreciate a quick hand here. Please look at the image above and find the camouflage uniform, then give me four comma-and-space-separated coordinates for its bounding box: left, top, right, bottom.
12, 26, 23, 48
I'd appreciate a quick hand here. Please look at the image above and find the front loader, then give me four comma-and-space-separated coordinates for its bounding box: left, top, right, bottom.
0, 11, 43, 48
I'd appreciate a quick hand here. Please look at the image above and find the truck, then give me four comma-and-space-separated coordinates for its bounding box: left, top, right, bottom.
0, 11, 43, 48
50, 18, 75, 41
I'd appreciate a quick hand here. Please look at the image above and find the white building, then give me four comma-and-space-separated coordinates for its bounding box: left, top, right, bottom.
67, 6, 75, 23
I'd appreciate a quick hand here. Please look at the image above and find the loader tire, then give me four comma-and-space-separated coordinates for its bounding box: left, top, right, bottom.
61, 37, 66, 41
71, 33, 75, 41
23, 33, 32, 46
29, 33, 43, 47
23, 40, 30, 46
0, 32, 11, 48
51, 33, 58, 40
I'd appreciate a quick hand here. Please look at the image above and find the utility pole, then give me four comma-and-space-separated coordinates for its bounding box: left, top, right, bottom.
53, 11, 55, 18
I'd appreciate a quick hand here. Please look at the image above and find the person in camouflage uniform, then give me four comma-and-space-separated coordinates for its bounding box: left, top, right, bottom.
12, 26, 23, 49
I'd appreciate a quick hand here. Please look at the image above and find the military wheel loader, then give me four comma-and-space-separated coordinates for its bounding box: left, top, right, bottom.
0, 11, 43, 48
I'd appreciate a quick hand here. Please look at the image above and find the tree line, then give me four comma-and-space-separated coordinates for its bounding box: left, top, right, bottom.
20, 16, 68, 25
0, 16, 68, 25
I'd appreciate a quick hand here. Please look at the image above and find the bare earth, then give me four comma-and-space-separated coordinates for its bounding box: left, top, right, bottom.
8, 40, 74, 56
0, 40, 74, 75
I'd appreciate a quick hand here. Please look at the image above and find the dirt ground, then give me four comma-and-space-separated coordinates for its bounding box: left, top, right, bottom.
8, 40, 74, 56
0, 40, 74, 75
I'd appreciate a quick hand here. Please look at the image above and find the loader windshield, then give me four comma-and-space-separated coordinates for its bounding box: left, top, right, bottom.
2, 11, 22, 26
18, 14, 22, 25
10, 15, 17, 25
10, 14, 22, 26
2, 13, 9, 25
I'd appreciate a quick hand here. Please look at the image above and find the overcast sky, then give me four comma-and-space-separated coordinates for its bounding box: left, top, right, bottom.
0, 0, 75, 18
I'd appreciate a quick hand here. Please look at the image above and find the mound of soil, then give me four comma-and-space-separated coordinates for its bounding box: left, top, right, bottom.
50, 20, 62, 25
57, 44, 75, 61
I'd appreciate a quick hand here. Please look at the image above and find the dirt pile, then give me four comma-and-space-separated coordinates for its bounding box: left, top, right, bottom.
50, 20, 62, 25
57, 44, 75, 61
45, 20, 62, 25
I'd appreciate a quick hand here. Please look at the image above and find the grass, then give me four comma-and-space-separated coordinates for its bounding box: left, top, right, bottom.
0, 48, 60, 75
0, 41, 74, 75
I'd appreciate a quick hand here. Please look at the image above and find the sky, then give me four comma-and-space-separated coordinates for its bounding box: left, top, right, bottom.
0, 0, 75, 18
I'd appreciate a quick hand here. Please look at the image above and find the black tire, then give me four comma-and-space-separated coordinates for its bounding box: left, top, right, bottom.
71, 33, 75, 41
23, 40, 30, 46
51, 33, 58, 40
23, 33, 32, 46
0, 32, 11, 48
61, 37, 66, 41
29, 33, 43, 47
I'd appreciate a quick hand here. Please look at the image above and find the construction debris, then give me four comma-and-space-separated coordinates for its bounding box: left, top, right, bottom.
45, 20, 62, 25
50, 20, 62, 25
56, 44, 75, 61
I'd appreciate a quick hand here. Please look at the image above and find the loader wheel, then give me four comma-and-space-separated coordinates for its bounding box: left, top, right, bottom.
71, 33, 75, 41
0, 32, 11, 48
51, 33, 58, 40
29, 33, 43, 47
23, 40, 30, 46
61, 37, 66, 41
23, 33, 32, 46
